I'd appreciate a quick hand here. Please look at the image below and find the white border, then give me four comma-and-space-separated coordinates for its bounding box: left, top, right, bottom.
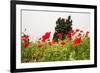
16, 4, 94, 69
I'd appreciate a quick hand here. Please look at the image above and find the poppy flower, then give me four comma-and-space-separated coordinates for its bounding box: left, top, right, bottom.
47, 39, 50, 41
44, 32, 51, 39
42, 35, 46, 42
39, 38, 41, 40
21, 35, 29, 40
73, 38, 81, 45
48, 41, 52, 45
72, 32, 76, 36
78, 33, 81, 37
86, 31, 90, 37
69, 29, 74, 34
41, 39, 46, 42
69, 37, 72, 41
66, 34, 70, 37
80, 30, 83, 33
38, 43, 43, 48
56, 33, 62, 37
23, 42, 30, 48
52, 40, 56, 44
59, 37, 63, 41
76, 29, 80, 32
41, 32, 51, 42
48, 41, 56, 45
61, 41, 66, 45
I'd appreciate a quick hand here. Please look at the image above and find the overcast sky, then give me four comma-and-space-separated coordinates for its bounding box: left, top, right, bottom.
22, 10, 90, 41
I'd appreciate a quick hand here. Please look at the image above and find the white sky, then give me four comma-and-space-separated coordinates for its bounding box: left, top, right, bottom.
22, 10, 90, 41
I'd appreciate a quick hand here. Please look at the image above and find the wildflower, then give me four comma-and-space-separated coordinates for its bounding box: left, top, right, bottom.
80, 30, 83, 33
56, 33, 62, 37
42, 35, 46, 42
69, 29, 74, 33
47, 39, 50, 41
66, 33, 70, 37
73, 38, 81, 45
51, 40, 56, 44
86, 31, 90, 38
69, 37, 72, 41
48, 40, 56, 45
78, 33, 81, 37
38, 43, 43, 48
41, 32, 51, 42
39, 38, 41, 40
59, 37, 63, 41
76, 29, 80, 32
72, 32, 76, 36
23, 42, 30, 48
48, 41, 52, 45
60, 41, 66, 45
44, 32, 51, 39
21, 35, 29, 40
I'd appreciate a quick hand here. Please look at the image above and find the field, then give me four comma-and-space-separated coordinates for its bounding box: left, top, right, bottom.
21, 29, 90, 63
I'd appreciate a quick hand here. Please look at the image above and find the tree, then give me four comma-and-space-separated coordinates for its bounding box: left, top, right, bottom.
53, 16, 73, 42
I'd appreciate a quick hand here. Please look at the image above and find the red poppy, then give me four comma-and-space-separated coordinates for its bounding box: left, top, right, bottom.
39, 38, 41, 40
56, 33, 62, 37
86, 31, 90, 37
48, 41, 56, 45
23, 42, 30, 48
52, 40, 56, 44
80, 30, 83, 33
59, 37, 63, 41
78, 33, 81, 37
86, 31, 89, 33
41, 39, 46, 42
47, 39, 50, 41
21, 35, 29, 40
41, 32, 51, 42
42, 35, 46, 42
73, 38, 81, 45
69, 37, 72, 41
38, 43, 43, 48
76, 29, 80, 32
72, 32, 76, 36
66, 34, 70, 37
69, 29, 74, 34
44, 32, 51, 39
61, 41, 66, 45
48, 41, 52, 45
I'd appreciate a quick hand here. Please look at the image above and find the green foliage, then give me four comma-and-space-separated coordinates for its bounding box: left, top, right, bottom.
21, 37, 90, 63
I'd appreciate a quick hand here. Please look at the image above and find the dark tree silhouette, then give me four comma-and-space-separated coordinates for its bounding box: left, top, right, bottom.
53, 16, 73, 42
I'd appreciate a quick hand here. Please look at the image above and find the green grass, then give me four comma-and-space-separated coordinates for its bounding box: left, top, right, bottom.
21, 37, 90, 63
